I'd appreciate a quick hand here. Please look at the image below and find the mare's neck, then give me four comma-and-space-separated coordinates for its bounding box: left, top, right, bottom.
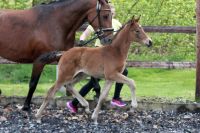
111, 25, 131, 60
35, 0, 93, 35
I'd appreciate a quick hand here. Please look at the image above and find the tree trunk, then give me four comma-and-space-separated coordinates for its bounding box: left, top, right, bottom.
195, 0, 200, 101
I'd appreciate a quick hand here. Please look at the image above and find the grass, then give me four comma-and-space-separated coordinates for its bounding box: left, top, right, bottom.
0, 64, 196, 101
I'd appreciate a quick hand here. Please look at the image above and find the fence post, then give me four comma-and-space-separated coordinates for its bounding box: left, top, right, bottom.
196, 0, 200, 101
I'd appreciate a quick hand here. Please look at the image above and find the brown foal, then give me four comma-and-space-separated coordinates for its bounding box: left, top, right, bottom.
35, 17, 152, 124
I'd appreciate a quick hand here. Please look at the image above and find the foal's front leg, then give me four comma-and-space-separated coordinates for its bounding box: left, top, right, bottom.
110, 73, 138, 109
92, 80, 113, 124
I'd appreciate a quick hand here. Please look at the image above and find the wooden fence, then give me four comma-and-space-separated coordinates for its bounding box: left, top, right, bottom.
0, 57, 196, 69
0, 25, 196, 68
80, 24, 196, 34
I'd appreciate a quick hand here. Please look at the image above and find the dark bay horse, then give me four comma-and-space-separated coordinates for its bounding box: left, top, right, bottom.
35, 17, 152, 123
0, 0, 113, 111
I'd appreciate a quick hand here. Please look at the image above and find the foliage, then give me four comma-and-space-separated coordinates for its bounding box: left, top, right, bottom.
0, 0, 31, 9
111, 0, 196, 61
112, 0, 195, 26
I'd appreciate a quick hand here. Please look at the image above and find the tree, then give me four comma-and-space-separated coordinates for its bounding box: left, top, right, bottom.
196, 0, 200, 101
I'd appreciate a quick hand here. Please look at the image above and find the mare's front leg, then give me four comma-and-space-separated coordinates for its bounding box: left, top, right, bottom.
92, 80, 113, 124
22, 63, 45, 111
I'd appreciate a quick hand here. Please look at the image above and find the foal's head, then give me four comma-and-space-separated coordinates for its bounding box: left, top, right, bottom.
87, 0, 113, 44
127, 17, 152, 47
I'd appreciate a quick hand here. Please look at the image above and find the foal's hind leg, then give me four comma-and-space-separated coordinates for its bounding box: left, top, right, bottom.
66, 73, 90, 113
35, 82, 62, 118
92, 80, 113, 124
22, 63, 45, 111
66, 84, 90, 114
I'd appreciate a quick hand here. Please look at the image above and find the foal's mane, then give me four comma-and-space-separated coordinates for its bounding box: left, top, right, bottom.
112, 20, 132, 40
43, 0, 110, 6
41, 0, 75, 6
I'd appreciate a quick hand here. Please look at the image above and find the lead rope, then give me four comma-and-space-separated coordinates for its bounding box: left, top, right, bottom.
77, 28, 119, 47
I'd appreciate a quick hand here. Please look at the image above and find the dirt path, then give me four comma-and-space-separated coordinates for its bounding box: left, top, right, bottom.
0, 104, 200, 133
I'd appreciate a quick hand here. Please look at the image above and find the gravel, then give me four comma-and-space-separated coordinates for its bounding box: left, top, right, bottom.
0, 104, 200, 133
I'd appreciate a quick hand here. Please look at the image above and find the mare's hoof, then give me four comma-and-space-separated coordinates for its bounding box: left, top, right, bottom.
22, 105, 31, 112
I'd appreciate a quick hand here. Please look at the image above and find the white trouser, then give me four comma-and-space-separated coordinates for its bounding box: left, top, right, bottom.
56, 65, 66, 93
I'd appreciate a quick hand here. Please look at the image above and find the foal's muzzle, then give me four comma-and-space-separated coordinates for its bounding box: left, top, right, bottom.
147, 40, 153, 47
144, 39, 153, 47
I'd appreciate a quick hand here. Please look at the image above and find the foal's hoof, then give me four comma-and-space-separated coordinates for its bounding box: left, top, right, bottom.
128, 107, 136, 115
36, 118, 42, 124
35, 112, 42, 119
131, 101, 138, 108
91, 116, 98, 125
35, 113, 42, 123
93, 120, 98, 125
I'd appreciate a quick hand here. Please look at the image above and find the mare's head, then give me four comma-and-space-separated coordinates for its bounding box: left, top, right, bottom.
87, 0, 113, 44
127, 17, 152, 47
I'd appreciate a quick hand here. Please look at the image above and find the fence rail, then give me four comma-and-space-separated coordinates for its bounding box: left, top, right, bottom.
0, 57, 195, 68
80, 24, 196, 34
143, 26, 196, 34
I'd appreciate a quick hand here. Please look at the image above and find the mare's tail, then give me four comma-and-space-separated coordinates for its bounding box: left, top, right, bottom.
35, 51, 64, 64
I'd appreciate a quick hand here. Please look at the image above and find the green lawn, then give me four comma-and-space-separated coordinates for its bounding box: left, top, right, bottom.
0, 65, 195, 101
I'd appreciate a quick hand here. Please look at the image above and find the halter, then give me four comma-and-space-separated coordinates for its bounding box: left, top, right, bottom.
89, 1, 114, 39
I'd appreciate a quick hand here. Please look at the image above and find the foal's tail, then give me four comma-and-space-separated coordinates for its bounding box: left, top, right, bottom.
35, 51, 64, 64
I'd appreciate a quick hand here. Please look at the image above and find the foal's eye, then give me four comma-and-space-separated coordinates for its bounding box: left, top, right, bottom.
135, 30, 140, 33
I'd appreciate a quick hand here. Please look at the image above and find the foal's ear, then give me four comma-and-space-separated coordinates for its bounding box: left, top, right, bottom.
135, 15, 141, 22
131, 15, 140, 24
130, 15, 136, 25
